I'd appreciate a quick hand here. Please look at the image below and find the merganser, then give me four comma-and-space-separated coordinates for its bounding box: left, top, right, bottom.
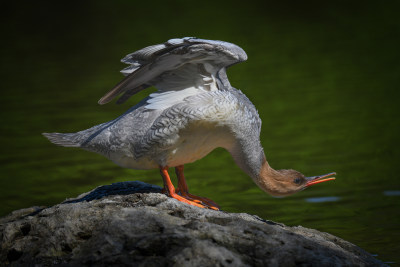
43, 37, 335, 210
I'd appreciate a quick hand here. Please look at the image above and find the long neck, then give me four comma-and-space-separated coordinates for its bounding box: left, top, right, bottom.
224, 90, 286, 194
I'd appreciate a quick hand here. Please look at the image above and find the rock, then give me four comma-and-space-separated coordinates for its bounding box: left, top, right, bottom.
0, 181, 385, 266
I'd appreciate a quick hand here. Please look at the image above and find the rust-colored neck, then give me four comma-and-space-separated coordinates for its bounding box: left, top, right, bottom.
254, 158, 291, 197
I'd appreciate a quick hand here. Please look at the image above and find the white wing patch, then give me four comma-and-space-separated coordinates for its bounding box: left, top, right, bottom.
145, 87, 206, 110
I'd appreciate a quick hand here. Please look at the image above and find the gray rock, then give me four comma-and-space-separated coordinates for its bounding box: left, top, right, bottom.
0, 181, 385, 266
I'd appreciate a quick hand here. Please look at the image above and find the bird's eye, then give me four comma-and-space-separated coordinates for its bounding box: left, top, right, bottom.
293, 178, 302, 184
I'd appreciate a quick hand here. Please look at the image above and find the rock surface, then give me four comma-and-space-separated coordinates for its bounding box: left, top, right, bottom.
0, 181, 385, 266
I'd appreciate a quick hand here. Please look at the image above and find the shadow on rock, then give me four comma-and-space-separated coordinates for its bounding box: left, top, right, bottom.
63, 181, 162, 204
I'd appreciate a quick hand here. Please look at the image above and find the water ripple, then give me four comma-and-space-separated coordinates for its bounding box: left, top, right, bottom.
383, 190, 400, 196
305, 196, 340, 203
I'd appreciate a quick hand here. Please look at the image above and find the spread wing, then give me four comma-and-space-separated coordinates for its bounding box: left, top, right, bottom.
98, 37, 247, 105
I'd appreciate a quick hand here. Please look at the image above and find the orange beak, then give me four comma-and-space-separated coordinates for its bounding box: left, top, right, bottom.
306, 172, 336, 187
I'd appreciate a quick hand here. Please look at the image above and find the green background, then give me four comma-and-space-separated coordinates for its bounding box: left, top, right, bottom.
1, 1, 399, 264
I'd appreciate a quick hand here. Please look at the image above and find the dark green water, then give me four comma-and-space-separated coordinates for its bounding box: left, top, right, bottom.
1, 1, 399, 264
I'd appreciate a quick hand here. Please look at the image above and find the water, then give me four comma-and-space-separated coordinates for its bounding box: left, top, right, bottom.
305, 196, 340, 203
384, 191, 400, 197
1, 1, 399, 264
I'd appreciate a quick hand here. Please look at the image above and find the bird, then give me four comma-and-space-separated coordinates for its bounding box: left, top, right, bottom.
43, 37, 335, 210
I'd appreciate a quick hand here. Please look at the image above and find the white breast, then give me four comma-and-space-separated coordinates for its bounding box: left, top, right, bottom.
164, 121, 235, 167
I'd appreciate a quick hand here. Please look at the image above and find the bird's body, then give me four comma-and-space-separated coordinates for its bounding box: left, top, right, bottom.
44, 38, 335, 210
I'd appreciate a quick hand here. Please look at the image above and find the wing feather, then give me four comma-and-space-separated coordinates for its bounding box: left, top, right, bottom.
98, 37, 247, 105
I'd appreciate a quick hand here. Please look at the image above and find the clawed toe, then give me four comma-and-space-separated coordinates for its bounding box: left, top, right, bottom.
182, 193, 220, 210
169, 192, 208, 209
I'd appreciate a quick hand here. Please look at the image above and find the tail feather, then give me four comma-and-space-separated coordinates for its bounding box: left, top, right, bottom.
43, 120, 113, 149
42, 132, 82, 147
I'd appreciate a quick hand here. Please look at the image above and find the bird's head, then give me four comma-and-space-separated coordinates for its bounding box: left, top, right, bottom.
257, 163, 336, 197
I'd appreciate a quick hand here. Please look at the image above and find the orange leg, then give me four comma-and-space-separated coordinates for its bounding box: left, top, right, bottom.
175, 165, 220, 210
159, 166, 207, 209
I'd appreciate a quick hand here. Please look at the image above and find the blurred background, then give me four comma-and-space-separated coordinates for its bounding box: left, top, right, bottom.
1, 0, 399, 264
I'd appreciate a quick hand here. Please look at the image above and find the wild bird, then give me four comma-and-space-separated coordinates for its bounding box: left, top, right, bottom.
43, 37, 335, 210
